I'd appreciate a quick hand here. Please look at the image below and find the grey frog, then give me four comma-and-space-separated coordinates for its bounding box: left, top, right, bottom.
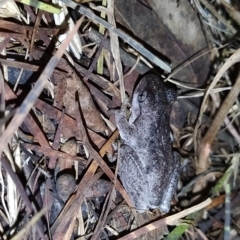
115, 74, 180, 212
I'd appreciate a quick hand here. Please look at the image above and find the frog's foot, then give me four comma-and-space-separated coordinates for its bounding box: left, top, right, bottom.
121, 96, 130, 111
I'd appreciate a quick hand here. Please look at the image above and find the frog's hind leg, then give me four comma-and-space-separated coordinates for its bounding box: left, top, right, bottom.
118, 145, 149, 211
159, 159, 180, 213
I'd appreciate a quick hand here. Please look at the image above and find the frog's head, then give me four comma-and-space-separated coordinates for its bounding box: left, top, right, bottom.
131, 74, 177, 116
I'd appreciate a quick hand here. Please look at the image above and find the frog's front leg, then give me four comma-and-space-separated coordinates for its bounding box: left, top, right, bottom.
114, 98, 135, 142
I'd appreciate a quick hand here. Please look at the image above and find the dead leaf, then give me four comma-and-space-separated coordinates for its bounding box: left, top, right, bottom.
115, 0, 209, 86
56, 73, 107, 133
0, 0, 21, 18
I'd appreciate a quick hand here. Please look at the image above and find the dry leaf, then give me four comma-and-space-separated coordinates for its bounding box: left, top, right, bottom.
0, 0, 21, 18
61, 73, 107, 133
115, 0, 209, 86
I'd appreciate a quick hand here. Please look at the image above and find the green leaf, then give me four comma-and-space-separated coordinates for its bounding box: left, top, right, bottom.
20, 0, 62, 14
164, 223, 190, 240
212, 167, 233, 198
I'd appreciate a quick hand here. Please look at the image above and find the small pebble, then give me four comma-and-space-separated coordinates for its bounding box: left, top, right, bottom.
56, 174, 76, 202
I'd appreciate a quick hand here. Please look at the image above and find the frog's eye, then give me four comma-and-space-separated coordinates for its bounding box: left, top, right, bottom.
138, 90, 147, 102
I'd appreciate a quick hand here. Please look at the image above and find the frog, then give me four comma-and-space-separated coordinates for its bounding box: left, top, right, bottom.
115, 74, 180, 213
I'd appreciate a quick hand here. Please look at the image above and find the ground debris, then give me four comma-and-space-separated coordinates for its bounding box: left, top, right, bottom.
0, 0, 240, 239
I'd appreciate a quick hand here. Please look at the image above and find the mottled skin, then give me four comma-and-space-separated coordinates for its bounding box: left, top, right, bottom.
115, 74, 180, 212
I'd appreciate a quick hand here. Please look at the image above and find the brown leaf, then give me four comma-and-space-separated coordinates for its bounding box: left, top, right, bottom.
35, 99, 107, 149
115, 0, 209, 86
58, 73, 107, 133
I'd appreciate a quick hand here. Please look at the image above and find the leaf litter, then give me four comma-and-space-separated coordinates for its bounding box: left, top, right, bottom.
0, 0, 240, 239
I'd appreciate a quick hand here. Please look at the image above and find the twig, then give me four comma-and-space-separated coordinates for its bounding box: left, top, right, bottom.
118, 198, 212, 240
198, 0, 236, 34
196, 48, 240, 173
88, 28, 150, 74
